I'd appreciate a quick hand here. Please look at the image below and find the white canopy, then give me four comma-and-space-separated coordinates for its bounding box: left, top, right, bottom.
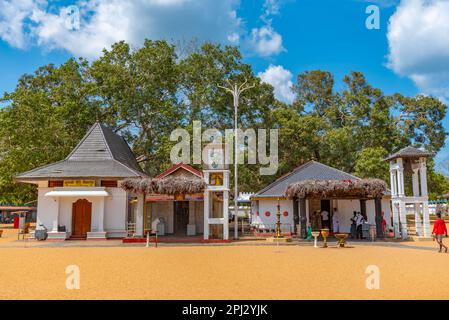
45, 187, 109, 197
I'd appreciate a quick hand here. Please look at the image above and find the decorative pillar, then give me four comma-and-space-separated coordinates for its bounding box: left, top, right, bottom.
135, 193, 145, 237
292, 199, 299, 234
419, 160, 428, 197
397, 160, 405, 197
299, 198, 307, 238
390, 169, 397, 197
98, 197, 105, 232
203, 191, 209, 240
412, 169, 420, 197
422, 201, 431, 237
52, 197, 60, 232
398, 201, 408, 239
392, 202, 400, 238
223, 191, 229, 240
415, 203, 422, 236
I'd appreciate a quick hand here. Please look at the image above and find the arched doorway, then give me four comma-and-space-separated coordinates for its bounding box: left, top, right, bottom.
72, 199, 92, 238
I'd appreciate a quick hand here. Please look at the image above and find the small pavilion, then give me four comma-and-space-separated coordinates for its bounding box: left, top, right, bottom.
386, 146, 432, 239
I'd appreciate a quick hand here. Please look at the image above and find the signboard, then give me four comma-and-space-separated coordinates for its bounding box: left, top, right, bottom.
63, 180, 96, 187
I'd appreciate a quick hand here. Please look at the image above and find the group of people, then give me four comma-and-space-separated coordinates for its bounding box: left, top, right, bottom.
310, 208, 343, 233
350, 211, 366, 239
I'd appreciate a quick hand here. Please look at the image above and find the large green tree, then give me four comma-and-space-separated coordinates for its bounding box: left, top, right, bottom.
0, 41, 448, 203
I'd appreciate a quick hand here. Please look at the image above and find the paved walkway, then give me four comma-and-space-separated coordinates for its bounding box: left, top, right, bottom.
1, 237, 443, 252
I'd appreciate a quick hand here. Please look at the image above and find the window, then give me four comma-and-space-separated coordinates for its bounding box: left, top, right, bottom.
101, 180, 118, 188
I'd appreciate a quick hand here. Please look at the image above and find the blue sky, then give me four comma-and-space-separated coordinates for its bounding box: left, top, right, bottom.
1, 0, 448, 170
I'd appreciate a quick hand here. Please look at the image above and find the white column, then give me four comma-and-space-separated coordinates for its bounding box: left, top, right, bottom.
203, 190, 209, 240
419, 160, 428, 197
397, 167, 405, 197
223, 191, 229, 240
390, 170, 397, 197
52, 197, 60, 232
412, 169, 420, 197
98, 197, 105, 232
414, 203, 422, 236
392, 202, 400, 238
398, 201, 408, 239
422, 201, 431, 237
135, 193, 145, 237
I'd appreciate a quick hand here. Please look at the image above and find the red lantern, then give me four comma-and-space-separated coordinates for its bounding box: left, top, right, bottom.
256, 211, 259, 216
283, 211, 288, 217
265, 211, 270, 217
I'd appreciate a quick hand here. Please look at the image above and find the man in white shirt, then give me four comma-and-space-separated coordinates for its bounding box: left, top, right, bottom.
321, 210, 329, 229
332, 208, 340, 233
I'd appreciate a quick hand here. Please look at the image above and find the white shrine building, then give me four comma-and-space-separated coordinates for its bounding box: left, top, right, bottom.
386, 146, 433, 239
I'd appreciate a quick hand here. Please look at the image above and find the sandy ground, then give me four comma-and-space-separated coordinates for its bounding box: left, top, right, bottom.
0, 227, 448, 300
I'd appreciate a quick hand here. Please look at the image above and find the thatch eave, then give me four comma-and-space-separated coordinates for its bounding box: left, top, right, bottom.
284, 179, 388, 200
121, 176, 206, 195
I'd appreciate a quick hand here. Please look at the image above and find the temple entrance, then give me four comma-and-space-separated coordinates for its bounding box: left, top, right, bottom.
320, 199, 331, 230
72, 199, 92, 237
174, 201, 189, 235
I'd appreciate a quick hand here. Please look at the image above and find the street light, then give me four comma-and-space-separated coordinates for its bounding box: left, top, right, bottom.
218, 78, 254, 239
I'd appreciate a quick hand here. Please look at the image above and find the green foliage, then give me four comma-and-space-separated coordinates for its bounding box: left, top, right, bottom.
0, 41, 448, 203
354, 147, 390, 182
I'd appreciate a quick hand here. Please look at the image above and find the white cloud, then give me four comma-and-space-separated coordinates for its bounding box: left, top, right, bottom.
258, 64, 295, 104
248, 25, 284, 57
0, 0, 44, 48
387, 0, 449, 99
0, 0, 243, 59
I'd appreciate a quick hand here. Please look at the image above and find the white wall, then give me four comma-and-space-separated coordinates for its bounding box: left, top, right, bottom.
253, 199, 294, 231
335, 199, 361, 233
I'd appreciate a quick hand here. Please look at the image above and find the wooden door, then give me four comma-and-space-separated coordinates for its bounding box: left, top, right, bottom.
72, 199, 92, 237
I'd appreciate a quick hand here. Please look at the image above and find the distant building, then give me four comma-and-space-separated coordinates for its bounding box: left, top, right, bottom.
251, 160, 392, 237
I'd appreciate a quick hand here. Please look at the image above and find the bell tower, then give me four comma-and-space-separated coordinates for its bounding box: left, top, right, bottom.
203, 143, 230, 240
386, 146, 432, 239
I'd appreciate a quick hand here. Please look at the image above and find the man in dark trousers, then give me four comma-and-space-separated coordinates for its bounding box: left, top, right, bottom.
432, 213, 448, 253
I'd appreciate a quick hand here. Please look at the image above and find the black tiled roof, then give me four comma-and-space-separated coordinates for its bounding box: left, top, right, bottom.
15, 122, 146, 180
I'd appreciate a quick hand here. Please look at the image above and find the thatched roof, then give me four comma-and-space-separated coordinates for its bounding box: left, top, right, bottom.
284, 179, 387, 199
121, 176, 206, 195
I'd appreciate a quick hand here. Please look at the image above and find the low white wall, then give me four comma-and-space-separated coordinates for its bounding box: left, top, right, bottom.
252, 200, 294, 231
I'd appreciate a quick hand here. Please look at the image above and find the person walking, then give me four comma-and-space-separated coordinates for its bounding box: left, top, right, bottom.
432, 213, 448, 253
356, 212, 365, 239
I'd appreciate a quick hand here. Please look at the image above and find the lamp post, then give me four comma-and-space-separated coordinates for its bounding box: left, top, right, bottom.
276, 198, 282, 239
218, 79, 254, 240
